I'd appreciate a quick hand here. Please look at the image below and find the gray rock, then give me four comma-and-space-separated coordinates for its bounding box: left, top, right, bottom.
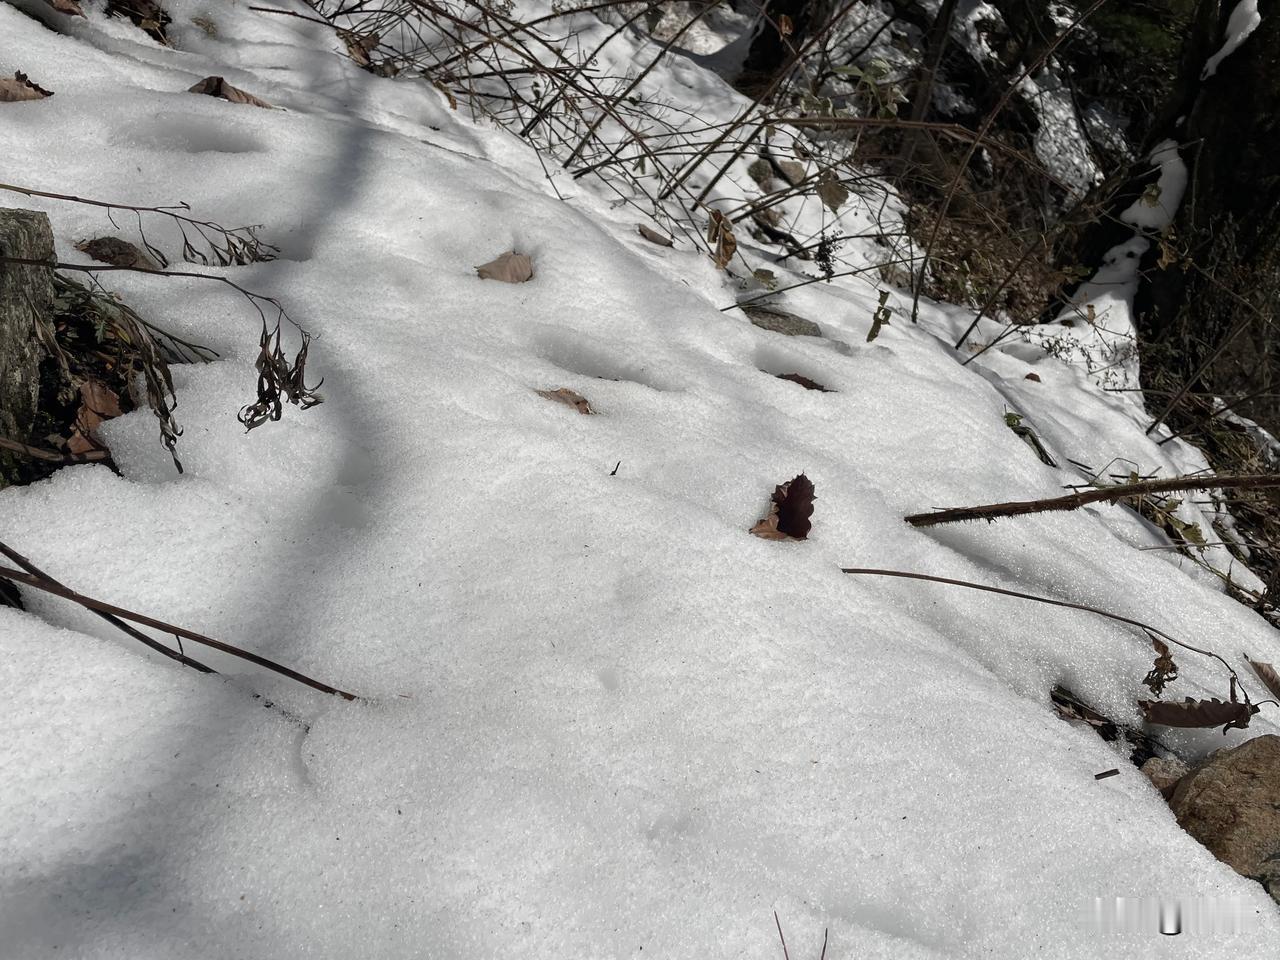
746, 158, 772, 185
1169, 734, 1280, 904
741, 304, 822, 338
1140, 756, 1189, 797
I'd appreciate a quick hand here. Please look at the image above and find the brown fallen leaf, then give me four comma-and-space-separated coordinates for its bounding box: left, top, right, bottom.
536, 387, 592, 414
1139, 696, 1258, 734
188, 76, 273, 108
1025, 372, 1042, 382
66, 378, 124, 455
476, 251, 533, 283
750, 473, 816, 541
0, 73, 53, 102
1245, 656, 1280, 701
76, 237, 161, 270
42, 0, 85, 15
106, 0, 171, 44
775, 373, 829, 392
638, 224, 673, 247
1142, 634, 1178, 697
706, 210, 736, 270
337, 28, 380, 67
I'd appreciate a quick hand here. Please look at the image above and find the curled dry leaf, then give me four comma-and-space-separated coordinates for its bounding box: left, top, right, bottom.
706, 210, 736, 270
866, 290, 891, 342
1139, 697, 1258, 734
188, 76, 273, 108
1245, 656, 1280, 701
337, 28, 381, 67
1142, 635, 1179, 697
536, 387, 592, 414
67, 378, 124, 455
42, 0, 85, 15
638, 224, 673, 247
0, 72, 53, 102
475, 251, 533, 283
775, 373, 829, 392
76, 237, 160, 270
750, 473, 816, 541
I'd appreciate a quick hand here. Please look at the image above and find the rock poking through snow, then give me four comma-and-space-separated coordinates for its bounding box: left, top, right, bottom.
1170, 734, 1280, 904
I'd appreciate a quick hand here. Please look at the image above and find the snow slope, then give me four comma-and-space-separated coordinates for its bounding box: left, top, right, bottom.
1, 2, 1279, 957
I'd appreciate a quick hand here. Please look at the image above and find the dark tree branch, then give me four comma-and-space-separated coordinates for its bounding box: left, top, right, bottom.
0, 561, 358, 699
904, 473, 1280, 527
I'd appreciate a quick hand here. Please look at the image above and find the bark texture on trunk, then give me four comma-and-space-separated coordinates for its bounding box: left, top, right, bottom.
0, 208, 53, 481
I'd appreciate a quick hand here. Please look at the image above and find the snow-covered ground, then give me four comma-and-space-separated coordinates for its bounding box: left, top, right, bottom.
2, 2, 1279, 957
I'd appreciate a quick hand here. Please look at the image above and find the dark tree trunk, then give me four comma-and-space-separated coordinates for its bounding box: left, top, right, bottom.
0, 208, 52, 483
1052, 0, 1280, 418
989, 0, 1053, 69
900, 0, 959, 174
738, 0, 834, 93
1141, 0, 1280, 396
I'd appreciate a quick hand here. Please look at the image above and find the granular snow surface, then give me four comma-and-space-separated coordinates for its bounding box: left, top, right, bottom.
1, 3, 1279, 958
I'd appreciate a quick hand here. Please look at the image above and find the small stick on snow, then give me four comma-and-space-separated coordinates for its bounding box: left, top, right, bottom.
0, 562, 358, 700
903, 474, 1280, 528
0, 540, 216, 674
838, 566, 1246, 693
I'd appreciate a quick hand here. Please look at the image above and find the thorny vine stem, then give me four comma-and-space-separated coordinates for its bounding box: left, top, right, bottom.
903, 474, 1280, 527
838, 566, 1247, 697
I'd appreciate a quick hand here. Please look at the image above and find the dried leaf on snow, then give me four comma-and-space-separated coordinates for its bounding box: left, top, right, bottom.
66, 378, 123, 455
42, 0, 84, 15
76, 237, 160, 270
1139, 696, 1258, 733
775, 373, 829, 392
536, 387, 592, 414
706, 210, 736, 270
750, 473, 816, 541
188, 76, 273, 108
1245, 656, 1280, 701
0, 72, 53, 102
638, 224, 673, 247
475, 251, 533, 283
337, 28, 381, 67
1142, 634, 1179, 697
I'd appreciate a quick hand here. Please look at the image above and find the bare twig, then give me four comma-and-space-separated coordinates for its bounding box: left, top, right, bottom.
904, 474, 1280, 528
0, 563, 358, 700
0, 540, 216, 674
0, 436, 110, 465
838, 566, 1245, 689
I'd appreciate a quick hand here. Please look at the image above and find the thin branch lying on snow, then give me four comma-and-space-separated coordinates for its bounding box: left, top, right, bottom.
0, 558, 358, 700
903, 474, 1280, 527
838, 565, 1250, 700
0, 540, 216, 674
